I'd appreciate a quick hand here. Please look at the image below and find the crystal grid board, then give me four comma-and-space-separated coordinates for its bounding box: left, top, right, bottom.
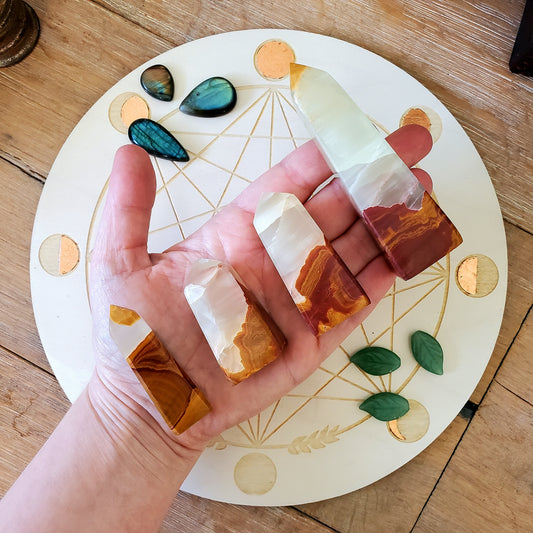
30, 29, 507, 505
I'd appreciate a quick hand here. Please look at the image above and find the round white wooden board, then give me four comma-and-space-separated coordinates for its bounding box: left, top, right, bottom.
30, 29, 507, 505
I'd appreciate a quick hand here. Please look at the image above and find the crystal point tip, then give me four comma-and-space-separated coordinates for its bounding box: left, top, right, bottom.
289, 63, 308, 91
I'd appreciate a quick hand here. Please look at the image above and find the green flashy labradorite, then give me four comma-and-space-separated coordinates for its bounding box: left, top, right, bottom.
179, 77, 237, 117
140, 64, 174, 101
128, 119, 189, 162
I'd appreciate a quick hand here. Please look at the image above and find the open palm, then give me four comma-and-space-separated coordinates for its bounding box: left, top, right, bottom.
89, 125, 432, 447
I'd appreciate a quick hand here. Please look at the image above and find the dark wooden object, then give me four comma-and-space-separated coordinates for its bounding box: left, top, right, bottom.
0, 0, 40, 67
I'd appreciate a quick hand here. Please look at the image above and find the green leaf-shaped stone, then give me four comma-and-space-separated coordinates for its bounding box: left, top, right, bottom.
180, 77, 237, 117
359, 392, 410, 421
350, 347, 401, 375
128, 119, 189, 162
411, 330, 443, 375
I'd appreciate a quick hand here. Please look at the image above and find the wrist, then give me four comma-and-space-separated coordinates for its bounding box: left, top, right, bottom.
87, 369, 205, 482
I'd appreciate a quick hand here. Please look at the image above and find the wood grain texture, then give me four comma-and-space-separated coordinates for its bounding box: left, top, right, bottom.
296, 414, 469, 532
0, 1, 531, 531
414, 381, 533, 533
162, 494, 337, 533
0, 0, 172, 180
0, 159, 48, 371
0, 345, 68, 496
470, 222, 533, 404
496, 308, 533, 404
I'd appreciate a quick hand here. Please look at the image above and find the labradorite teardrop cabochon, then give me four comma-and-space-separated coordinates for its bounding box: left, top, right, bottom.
128, 119, 189, 161
140, 64, 175, 102
180, 77, 237, 117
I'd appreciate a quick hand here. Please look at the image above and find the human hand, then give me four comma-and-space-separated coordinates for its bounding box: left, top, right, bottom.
89, 124, 433, 451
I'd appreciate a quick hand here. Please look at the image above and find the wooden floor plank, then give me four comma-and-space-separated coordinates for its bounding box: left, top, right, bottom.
496, 308, 533, 405
0, 346, 68, 496
0, 160, 48, 371
470, 223, 533, 404
414, 382, 533, 532
0, 345, 335, 532
295, 415, 469, 532
162, 495, 337, 533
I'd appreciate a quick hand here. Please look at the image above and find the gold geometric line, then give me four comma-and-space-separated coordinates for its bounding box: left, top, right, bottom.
156, 82, 287, 124
359, 322, 370, 346
84, 177, 110, 308
354, 365, 383, 393
371, 278, 445, 346
336, 414, 372, 436
379, 375, 387, 391
247, 418, 256, 441
269, 89, 275, 168
256, 412, 261, 442
176, 208, 215, 225
179, 152, 253, 183
153, 158, 185, 241
261, 362, 349, 443
148, 220, 181, 235
216, 90, 273, 209
163, 87, 273, 189
277, 89, 299, 114
275, 90, 298, 150
235, 83, 290, 91
433, 254, 451, 337
236, 423, 256, 446
393, 255, 451, 395
388, 371, 392, 392
156, 82, 281, 123
384, 275, 444, 297
179, 166, 216, 209
390, 279, 397, 351
148, 209, 215, 237
259, 399, 281, 441
318, 367, 376, 395
338, 345, 382, 393
168, 131, 308, 142
285, 394, 368, 402
395, 363, 421, 396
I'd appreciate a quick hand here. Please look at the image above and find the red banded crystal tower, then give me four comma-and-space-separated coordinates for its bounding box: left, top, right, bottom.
254, 192, 369, 336
290, 64, 462, 280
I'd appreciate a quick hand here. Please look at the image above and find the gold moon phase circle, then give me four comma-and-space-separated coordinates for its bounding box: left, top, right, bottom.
400, 105, 442, 143
388, 399, 430, 443
456, 254, 499, 297
254, 40, 296, 80
234, 453, 277, 495
39, 234, 80, 276
109, 92, 151, 133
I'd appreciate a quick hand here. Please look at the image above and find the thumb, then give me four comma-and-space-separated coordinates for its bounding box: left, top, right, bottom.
94, 144, 156, 275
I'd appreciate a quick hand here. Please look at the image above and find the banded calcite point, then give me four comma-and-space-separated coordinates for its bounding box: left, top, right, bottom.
109, 305, 211, 434
290, 64, 462, 280
253, 192, 369, 336
184, 260, 286, 383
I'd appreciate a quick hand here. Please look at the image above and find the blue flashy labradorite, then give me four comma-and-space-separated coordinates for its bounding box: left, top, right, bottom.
128, 119, 189, 161
140, 64, 174, 101
179, 77, 237, 117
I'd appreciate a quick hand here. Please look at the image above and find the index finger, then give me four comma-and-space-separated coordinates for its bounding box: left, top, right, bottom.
232, 140, 332, 212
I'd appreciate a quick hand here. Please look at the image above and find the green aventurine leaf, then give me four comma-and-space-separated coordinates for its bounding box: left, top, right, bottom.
411, 330, 443, 375
350, 347, 401, 375
359, 392, 410, 421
